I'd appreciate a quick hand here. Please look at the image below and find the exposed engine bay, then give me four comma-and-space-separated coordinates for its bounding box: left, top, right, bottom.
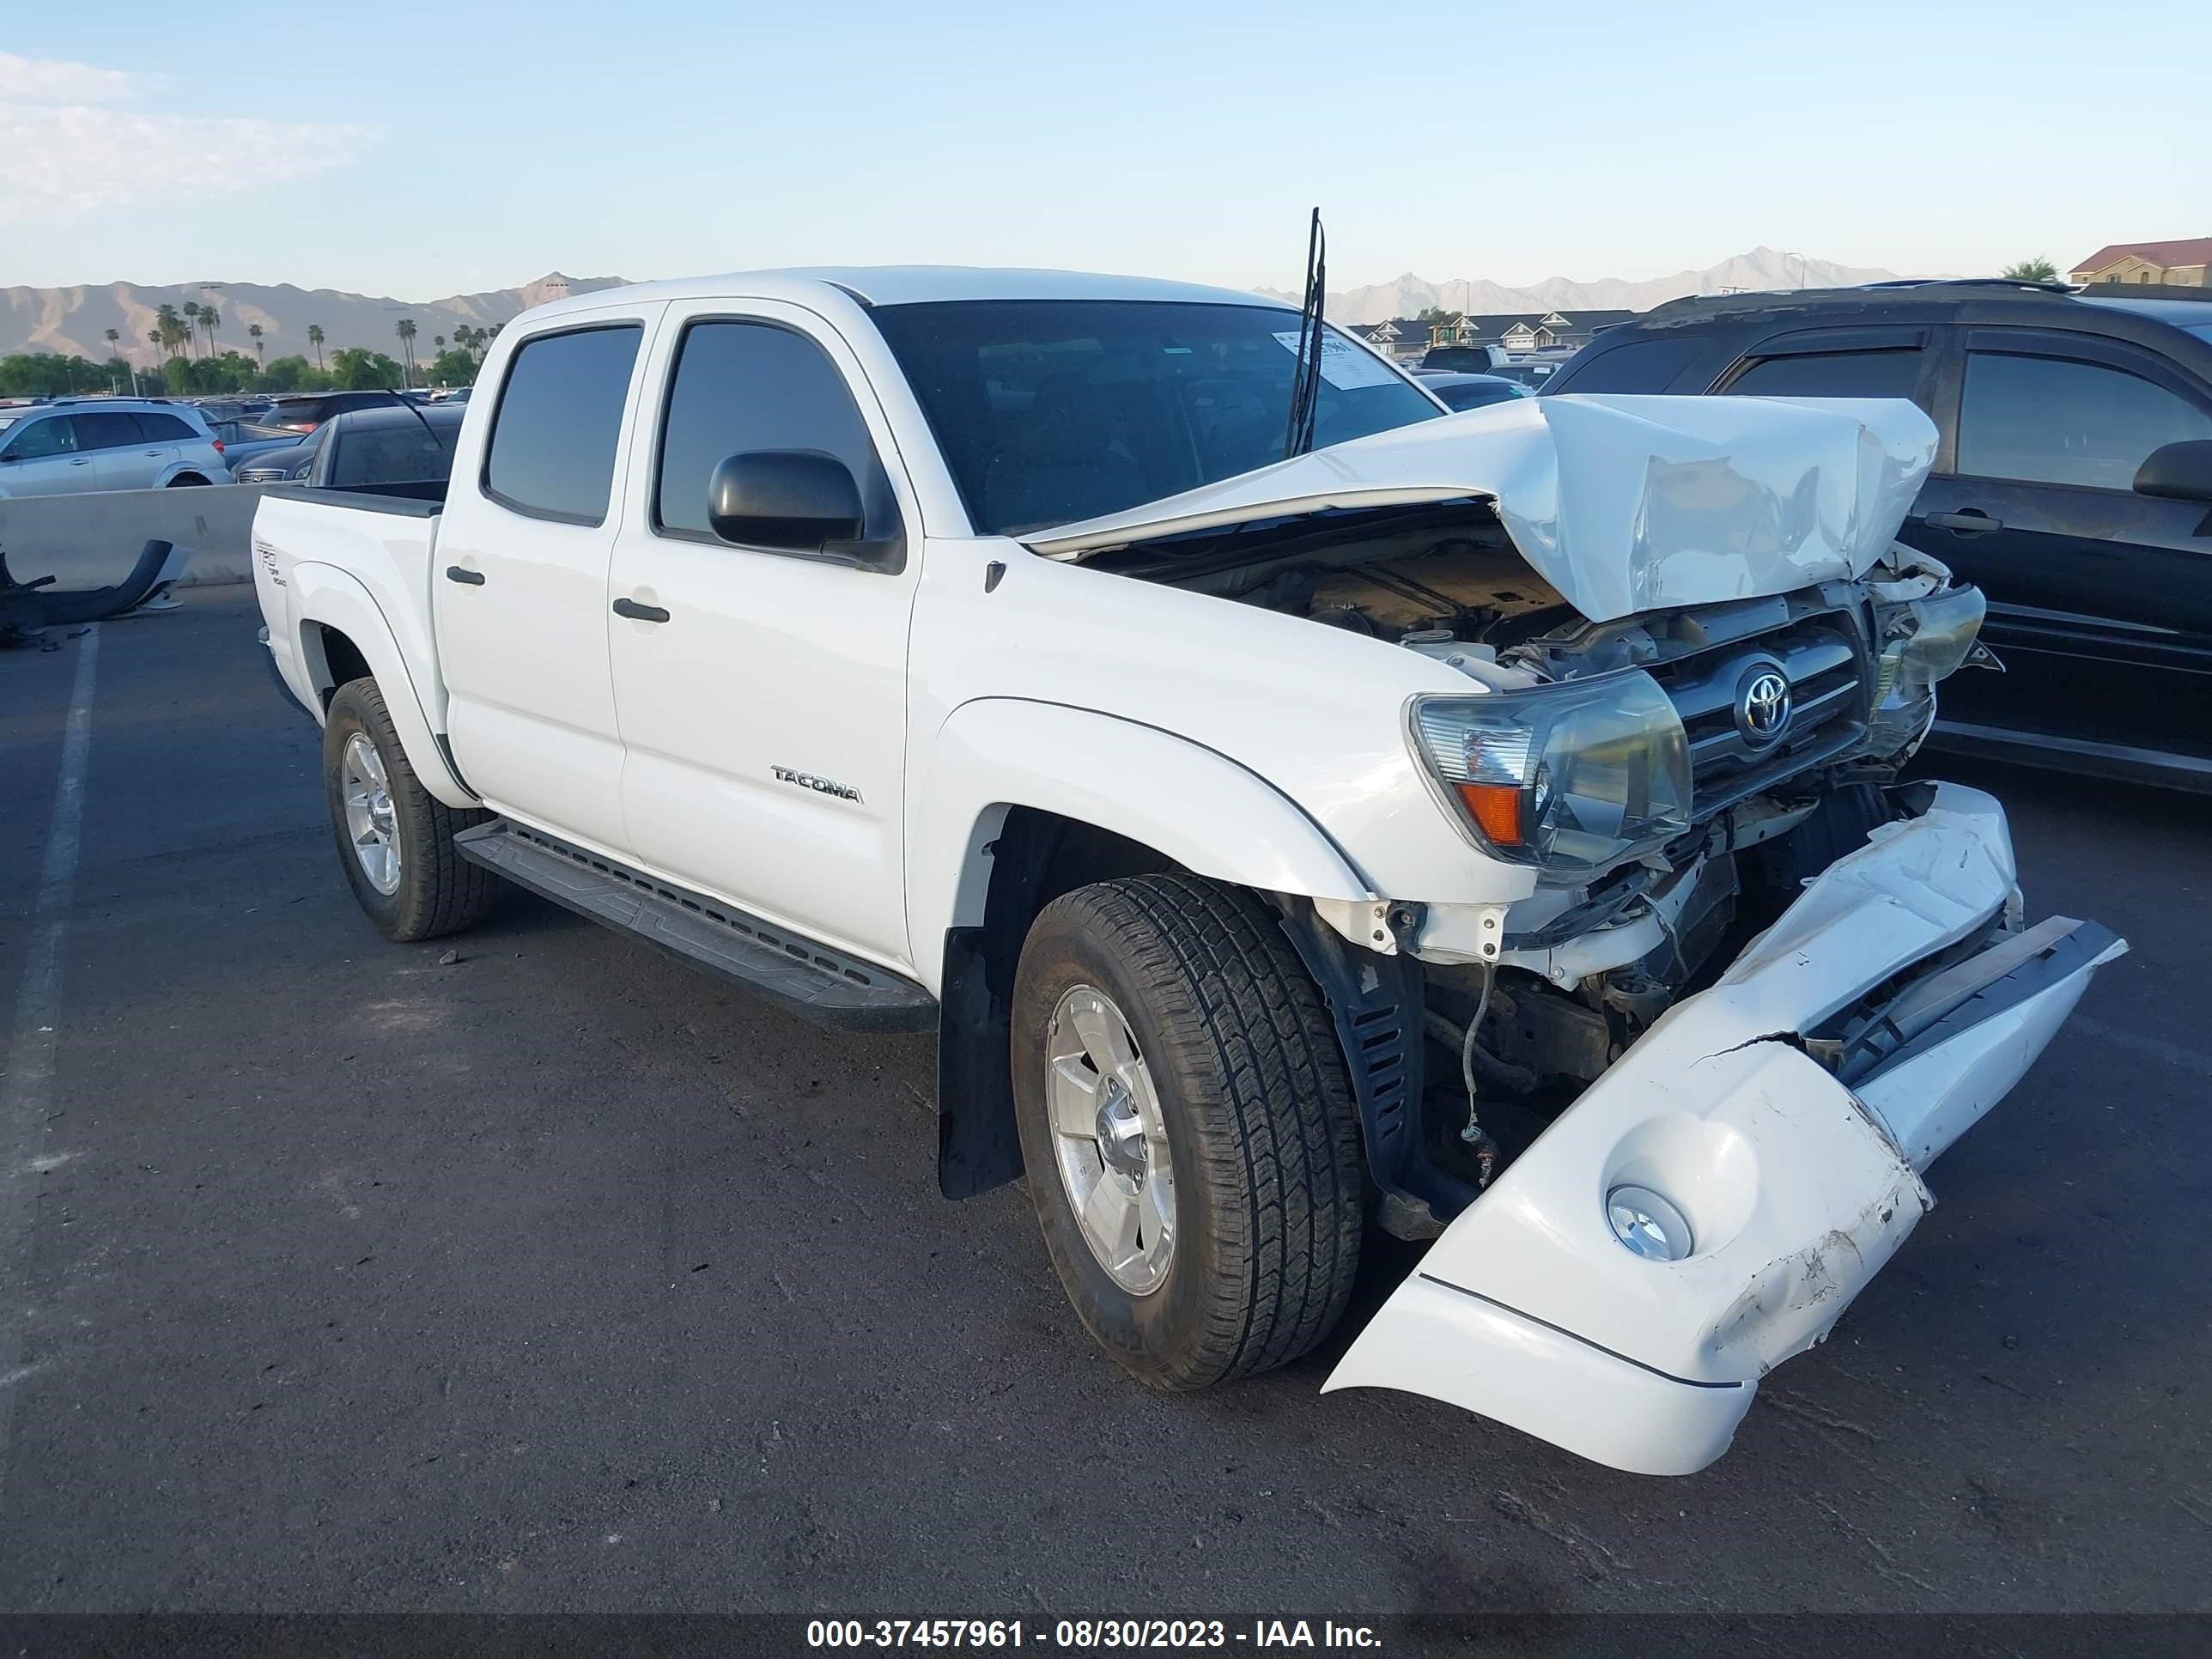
1103, 501, 2001, 1236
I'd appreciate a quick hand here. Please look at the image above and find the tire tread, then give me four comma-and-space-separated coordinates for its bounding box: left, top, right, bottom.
1026, 874, 1364, 1388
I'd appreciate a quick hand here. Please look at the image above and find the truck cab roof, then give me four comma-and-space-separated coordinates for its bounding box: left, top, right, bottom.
516, 266, 1299, 322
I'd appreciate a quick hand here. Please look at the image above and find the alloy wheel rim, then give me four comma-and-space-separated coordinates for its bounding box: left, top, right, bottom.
340, 732, 402, 896
1046, 984, 1175, 1294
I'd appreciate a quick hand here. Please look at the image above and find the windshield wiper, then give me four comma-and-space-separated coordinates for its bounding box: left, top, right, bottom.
1281, 208, 1327, 460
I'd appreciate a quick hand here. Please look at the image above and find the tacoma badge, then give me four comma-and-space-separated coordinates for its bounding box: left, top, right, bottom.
772, 766, 863, 803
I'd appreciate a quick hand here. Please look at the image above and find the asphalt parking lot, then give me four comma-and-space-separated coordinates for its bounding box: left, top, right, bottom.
1, 585, 2207, 1617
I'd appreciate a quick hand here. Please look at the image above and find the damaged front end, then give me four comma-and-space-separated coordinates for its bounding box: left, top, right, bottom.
1324, 783, 2124, 1475
1027, 388, 2121, 1471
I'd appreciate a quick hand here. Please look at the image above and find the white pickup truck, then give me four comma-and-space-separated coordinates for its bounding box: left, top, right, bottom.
252, 267, 2124, 1475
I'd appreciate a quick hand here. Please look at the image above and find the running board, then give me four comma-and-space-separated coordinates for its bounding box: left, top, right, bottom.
453, 820, 937, 1032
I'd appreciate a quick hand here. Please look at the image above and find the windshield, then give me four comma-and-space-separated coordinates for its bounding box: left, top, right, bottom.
870, 299, 1441, 535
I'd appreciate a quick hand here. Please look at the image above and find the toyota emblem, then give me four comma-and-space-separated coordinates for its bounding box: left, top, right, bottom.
1737, 668, 1792, 745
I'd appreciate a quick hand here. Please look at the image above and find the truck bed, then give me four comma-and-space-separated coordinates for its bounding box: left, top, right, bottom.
250, 485, 449, 739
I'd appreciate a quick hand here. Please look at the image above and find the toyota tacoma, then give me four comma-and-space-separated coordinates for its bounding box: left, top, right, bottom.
250, 267, 2124, 1474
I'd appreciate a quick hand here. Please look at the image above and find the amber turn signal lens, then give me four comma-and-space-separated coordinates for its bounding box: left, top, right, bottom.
1455, 782, 1523, 847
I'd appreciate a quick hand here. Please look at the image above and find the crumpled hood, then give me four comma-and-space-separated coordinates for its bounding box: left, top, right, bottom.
1022, 393, 1938, 623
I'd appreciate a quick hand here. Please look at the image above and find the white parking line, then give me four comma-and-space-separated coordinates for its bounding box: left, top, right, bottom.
0, 625, 99, 1501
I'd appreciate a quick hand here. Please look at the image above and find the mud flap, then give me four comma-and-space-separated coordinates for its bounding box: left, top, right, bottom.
1323, 782, 2125, 1475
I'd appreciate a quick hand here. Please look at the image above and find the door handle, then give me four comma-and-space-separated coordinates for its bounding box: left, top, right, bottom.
612, 597, 671, 623
445, 566, 485, 586
1923, 511, 2004, 533
69, 459, 92, 466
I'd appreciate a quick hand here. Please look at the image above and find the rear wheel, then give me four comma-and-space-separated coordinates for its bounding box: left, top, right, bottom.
165, 473, 209, 486
322, 678, 495, 941
1011, 874, 1365, 1390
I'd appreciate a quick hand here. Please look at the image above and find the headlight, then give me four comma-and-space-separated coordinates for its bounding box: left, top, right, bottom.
1867, 585, 1990, 754
1606, 1184, 1694, 1261
1410, 670, 1692, 873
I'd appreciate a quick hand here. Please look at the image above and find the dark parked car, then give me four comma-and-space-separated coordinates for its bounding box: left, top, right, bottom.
299, 402, 464, 492
1478, 361, 1565, 389
207, 419, 311, 473
1417, 346, 1569, 388
264, 391, 416, 435
233, 441, 318, 484
1416, 346, 1497, 373
1414, 371, 1533, 412
1544, 280, 2212, 790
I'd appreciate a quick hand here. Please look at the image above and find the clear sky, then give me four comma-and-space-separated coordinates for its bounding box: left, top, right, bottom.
5, 1, 2206, 299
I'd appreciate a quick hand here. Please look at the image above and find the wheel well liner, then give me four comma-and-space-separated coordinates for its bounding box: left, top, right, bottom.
933, 809, 1449, 1237
937, 809, 1171, 1198
306, 623, 373, 708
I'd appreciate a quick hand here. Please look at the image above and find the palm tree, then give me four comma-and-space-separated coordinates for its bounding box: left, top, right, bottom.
249, 323, 265, 368
2001, 257, 2059, 283
202, 301, 221, 356
104, 326, 120, 358
395, 318, 418, 387
181, 301, 202, 357
307, 324, 325, 372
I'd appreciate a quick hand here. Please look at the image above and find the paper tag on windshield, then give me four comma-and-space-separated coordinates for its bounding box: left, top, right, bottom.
1273, 331, 1400, 391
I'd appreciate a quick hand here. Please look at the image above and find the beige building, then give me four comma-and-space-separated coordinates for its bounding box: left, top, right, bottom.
2069, 238, 2212, 287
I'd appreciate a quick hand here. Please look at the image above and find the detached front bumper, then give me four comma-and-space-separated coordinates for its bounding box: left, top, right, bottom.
1324, 782, 2124, 1475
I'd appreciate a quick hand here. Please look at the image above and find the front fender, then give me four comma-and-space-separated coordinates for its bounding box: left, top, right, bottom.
906, 698, 1376, 975
289, 561, 475, 809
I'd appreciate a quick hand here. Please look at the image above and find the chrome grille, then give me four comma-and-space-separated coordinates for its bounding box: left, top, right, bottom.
1647, 614, 1869, 817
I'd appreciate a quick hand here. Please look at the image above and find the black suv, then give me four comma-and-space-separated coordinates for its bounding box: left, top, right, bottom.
1545, 282, 2212, 790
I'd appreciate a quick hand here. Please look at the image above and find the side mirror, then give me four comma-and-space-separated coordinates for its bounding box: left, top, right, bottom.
708, 450, 864, 552
2135, 439, 2212, 504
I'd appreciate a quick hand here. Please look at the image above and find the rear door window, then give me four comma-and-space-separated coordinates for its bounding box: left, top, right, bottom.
1721, 349, 1926, 399
483, 325, 643, 525
139, 412, 197, 441
1956, 351, 2212, 490
74, 411, 147, 450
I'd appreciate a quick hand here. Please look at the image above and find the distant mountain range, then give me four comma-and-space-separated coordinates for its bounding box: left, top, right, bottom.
5, 247, 1920, 364
0, 272, 629, 365
1255, 246, 1912, 326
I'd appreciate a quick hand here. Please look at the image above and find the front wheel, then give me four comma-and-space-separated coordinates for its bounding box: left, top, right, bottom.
1011, 874, 1365, 1390
322, 678, 495, 941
